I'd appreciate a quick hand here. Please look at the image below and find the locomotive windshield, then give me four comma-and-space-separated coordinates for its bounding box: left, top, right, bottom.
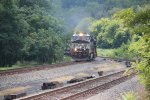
71, 36, 90, 43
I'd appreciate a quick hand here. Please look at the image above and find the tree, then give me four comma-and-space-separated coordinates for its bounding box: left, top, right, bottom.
115, 6, 150, 98
0, 0, 65, 66
128, 7, 150, 98
19, 0, 65, 63
90, 18, 130, 48
0, 0, 24, 66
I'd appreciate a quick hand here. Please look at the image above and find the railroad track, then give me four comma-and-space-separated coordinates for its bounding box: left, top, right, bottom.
0, 57, 134, 76
97, 56, 136, 62
17, 70, 135, 100
0, 62, 83, 76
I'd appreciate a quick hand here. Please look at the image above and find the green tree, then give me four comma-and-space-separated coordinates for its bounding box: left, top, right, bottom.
0, 0, 65, 66
128, 7, 150, 98
0, 0, 24, 66
18, 0, 65, 63
90, 18, 130, 48
114, 6, 150, 98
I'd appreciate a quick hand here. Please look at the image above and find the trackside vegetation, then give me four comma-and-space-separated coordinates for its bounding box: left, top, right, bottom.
92, 7, 150, 99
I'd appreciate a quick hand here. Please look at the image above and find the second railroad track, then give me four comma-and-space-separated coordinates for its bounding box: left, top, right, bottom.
0, 62, 83, 76
17, 69, 135, 100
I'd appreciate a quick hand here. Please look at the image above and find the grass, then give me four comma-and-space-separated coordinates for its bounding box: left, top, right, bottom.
0, 66, 20, 71
54, 56, 72, 63
97, 47, 135, 60
0, 61, 40, 71
97, 48, 116, 57
119, 91, 138, 100
0, 56, 72, 71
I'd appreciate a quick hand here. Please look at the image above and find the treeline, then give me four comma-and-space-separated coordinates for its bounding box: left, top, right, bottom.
58, 0, 149, 29
0, 0, 66, 66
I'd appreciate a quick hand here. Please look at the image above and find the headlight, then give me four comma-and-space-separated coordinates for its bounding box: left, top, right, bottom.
79, 32, 84, 36
74, 48, 77, 52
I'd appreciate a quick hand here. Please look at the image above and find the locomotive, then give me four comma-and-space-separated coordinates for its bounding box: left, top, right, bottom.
65, 32, 97, 61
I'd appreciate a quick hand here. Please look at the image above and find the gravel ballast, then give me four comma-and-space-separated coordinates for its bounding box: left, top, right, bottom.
86, 76, 145, 100
0, 58, 127, 100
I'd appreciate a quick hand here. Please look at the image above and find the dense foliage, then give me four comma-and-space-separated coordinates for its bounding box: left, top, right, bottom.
128, 7, 150, 98
90, 18, 130, 48
0, 0, 23, 66
0, 0, 65, 66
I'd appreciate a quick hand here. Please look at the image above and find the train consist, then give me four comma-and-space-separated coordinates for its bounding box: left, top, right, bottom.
65, 32, 97, 61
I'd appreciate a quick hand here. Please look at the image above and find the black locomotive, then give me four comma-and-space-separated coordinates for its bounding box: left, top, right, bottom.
65, 32, 97, 61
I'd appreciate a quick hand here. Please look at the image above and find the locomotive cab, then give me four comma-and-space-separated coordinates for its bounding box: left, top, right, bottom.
70, 32, 97, 61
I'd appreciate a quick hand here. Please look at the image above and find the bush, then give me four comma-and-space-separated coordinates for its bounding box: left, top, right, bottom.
113, 43, 136, 60
119, 91, 138, 100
